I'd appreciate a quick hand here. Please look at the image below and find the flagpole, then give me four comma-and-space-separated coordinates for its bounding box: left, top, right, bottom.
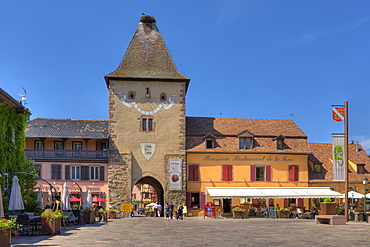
344, 101, 349, 222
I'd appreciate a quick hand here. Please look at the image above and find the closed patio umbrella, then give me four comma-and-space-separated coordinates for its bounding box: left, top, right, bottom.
8, 175, 24, 211
83, 189, 92, 209
37, 188, 44, 209
61, 181, 72, 211
0, 185, 4, 217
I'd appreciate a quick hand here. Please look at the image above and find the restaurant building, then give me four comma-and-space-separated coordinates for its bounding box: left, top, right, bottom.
24, 118, 109, 207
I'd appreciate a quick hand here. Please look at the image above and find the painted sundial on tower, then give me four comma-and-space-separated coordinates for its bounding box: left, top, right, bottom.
117, 92, 176, 115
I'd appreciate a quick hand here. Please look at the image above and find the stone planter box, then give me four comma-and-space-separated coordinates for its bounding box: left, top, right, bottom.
0, 228, 11, 247
41, 217, 62, 235
82, 212, 95, 224
320, 203, 337, 215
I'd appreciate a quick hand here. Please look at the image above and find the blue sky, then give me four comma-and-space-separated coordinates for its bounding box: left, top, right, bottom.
1, 1, 370, 152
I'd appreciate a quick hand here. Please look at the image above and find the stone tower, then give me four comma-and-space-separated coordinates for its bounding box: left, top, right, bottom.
104, 14, 190, 208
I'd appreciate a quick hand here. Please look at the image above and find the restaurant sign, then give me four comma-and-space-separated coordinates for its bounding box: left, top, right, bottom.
203, 202, 216, 219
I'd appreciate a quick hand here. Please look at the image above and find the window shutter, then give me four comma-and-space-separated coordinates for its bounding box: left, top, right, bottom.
222, 165, 228, 181
252, 199, 258, 206
51, 164, 61, 180
200, 192, 206, 209
266, 165, 271, 181
65, 165, 70, 180
100, 166, 105, 181
284, 198, 289, 208
297, 198, 303, 207
188, 165, 194, 181
250, 165, 256, 181
289, 166, 294, 181
194, 165, 199, 181
294, 166, 299, 181
186, 192, 191, 208
34, 164, 41, 177
228, 165, 233, 181
81, 166, 89, 180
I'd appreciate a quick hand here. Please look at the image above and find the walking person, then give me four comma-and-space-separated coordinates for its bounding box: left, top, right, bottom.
154, 203, 159, 217
169, 202, 174, 220
157, 203, 162, 217
165, 202, 170, 221
176, 203, 184, 220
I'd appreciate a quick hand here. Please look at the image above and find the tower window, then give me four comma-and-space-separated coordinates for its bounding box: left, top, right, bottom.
141, 117, 155, 132
160, 92, 167, 101
128, 91, 136, 99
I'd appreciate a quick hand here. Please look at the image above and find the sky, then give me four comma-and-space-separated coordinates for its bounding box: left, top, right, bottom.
1, 1, 370, 152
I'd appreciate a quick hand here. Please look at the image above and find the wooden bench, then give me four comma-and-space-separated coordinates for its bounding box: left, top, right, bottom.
315, 215, 346, 225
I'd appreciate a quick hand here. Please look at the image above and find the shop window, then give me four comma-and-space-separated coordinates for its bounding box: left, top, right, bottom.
357, 164, 365, 174
191, 193, 200, 208
288, 165, 299, 181
188, 164, 199, 181
222, 165, 233, 181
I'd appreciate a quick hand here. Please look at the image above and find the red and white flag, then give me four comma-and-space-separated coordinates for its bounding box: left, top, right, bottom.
332, 107, 344, 122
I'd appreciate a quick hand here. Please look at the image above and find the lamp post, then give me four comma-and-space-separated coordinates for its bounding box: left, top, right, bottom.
363, 177, 368, 221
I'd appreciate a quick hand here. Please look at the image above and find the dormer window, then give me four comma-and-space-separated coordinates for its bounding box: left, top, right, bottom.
204, 133, 216, 150
273, 135, 286, 151
237, 130, 254, 150
357, 164, 365, 174
313, 164, 322, 173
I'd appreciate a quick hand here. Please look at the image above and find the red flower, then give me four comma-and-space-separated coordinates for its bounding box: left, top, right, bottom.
2, 219, 8, 222
45, 219, 49, 222
15, 232, 19, 236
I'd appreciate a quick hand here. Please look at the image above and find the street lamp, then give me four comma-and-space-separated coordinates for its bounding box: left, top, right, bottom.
363, 177, 368, 221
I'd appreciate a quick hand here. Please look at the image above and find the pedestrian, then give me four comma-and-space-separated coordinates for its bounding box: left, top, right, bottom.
169, 202, 174, 219
165, 202, 170, 220
154, 203, 159, 217
157, 203, 162, 217
176, 203, 183, 220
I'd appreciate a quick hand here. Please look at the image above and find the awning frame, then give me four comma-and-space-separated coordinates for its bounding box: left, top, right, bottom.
206, 187, 344, 199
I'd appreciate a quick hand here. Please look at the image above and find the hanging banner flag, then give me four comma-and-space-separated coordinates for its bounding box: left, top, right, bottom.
332, 135, 345, 181
168, 159, 182, 190
332, 107, 345, 122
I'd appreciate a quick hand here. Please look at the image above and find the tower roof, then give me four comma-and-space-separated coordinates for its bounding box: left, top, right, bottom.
105, 14, 190, 86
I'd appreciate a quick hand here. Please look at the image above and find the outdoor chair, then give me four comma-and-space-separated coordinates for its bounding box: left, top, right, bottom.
17, 214, 35, 236
72, 210, 81, 224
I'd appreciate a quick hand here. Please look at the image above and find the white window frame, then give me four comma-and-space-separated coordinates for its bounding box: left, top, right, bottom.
72, 166, 81, 180
90, 166, 99, 180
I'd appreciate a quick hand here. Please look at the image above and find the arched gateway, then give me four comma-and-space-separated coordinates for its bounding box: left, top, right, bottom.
104, 14, 190, 210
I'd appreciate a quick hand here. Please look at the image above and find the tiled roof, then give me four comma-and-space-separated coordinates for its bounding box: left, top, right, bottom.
0, 88, 27, 113
186, 117, 307, 137
25, 118, 109, 139
309, 143, 370, 181
105, 15, 190, 83
186, 117, 310, 153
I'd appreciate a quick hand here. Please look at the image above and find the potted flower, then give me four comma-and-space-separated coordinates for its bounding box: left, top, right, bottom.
232, 207, 247, 219
276, 208, 291, 218
0, 218, 20, 247
320, 198, 337, 215
108, 209, 118, 219
41, 210, 62, 235
82, 208, 95, 224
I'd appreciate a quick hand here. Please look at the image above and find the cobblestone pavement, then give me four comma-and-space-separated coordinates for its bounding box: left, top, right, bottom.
11, 217, 370, 246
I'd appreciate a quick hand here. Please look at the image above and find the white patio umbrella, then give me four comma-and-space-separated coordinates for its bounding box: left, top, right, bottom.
8, 175, 24, 211
61, 181, 72, 211
83, 189, 92, 209
37, 188, 44, 209
0, 185, 4, 217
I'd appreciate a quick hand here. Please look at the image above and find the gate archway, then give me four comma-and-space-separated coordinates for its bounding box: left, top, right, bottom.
133, 176, 164, 216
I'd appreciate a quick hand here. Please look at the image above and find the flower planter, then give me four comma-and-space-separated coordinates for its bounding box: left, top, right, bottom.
232, 211, 247, 219
276, 211, 290, 219
41, 217, 62, 236
82, 212, 95, 224
109, 212, 117, 219
0, 228, 11, 247
320, 203, 337, 215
